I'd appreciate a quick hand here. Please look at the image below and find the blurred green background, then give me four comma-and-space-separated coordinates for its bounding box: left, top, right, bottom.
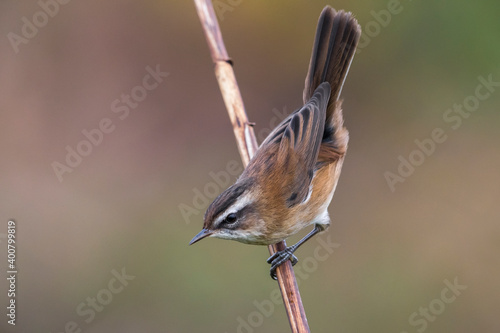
0, 1, 499, 332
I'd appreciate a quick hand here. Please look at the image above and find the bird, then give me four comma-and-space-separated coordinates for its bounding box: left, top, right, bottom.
190, 6, 361, 280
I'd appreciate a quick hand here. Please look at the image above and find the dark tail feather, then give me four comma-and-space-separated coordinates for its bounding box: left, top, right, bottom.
303, 7, 361, 123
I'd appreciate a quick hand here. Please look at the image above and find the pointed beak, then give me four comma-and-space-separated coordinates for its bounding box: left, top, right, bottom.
189, 229, 214, 245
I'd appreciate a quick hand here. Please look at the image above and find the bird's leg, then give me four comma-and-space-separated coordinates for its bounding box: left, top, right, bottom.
267, 224, 325, 280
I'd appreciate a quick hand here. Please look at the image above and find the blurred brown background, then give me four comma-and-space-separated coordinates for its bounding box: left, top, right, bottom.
0, 1, 499, 332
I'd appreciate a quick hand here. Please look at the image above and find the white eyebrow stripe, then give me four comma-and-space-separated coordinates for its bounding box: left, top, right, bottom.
214, 191, 254, 227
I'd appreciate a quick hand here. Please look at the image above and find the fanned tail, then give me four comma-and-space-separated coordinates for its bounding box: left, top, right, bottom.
303, 7, 361, 128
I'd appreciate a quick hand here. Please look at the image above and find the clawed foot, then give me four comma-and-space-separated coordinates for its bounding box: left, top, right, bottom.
267, 248, 298, 280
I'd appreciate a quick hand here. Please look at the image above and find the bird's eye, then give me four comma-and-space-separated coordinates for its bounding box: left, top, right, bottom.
224, 213, 238, 224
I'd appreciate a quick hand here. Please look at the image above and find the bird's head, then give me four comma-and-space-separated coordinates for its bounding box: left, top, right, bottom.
189, 179, 269, 245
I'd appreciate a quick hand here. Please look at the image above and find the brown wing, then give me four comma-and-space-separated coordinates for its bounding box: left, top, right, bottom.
259, 82, 330, 207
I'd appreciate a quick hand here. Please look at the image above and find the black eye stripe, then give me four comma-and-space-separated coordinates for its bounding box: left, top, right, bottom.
217, 204, 256, 229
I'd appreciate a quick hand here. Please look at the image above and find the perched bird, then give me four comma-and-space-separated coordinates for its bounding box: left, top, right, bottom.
190, 6, 361, 279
